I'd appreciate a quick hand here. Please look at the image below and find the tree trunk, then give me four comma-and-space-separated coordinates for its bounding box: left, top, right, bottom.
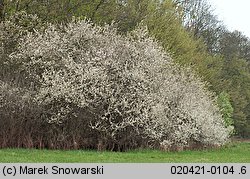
0, 0, 4, 20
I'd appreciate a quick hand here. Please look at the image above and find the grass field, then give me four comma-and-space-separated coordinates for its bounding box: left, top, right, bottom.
0, 142, 249, 163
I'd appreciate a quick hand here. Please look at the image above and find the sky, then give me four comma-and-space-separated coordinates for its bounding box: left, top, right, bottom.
209, 0, 250, 38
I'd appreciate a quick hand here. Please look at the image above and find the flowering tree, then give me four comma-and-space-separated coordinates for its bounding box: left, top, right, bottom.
7, 16, 233, 150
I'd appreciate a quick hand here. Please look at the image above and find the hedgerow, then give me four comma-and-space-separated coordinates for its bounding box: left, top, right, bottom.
0, 13, 232, 151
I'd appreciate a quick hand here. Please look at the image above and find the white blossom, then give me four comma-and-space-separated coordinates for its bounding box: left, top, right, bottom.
10, 19, 232, 149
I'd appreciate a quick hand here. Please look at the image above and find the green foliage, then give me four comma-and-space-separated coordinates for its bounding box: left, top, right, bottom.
218, 57, 250, 137
217, 92, 234, 128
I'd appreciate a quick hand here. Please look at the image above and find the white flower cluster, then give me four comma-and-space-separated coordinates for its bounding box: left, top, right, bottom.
11, 19, 232, 149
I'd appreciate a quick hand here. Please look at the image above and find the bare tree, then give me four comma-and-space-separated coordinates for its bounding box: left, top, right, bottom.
174, 0, 225, 53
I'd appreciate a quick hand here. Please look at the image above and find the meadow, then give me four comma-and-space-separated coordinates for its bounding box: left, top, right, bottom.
0, 142, 249, 163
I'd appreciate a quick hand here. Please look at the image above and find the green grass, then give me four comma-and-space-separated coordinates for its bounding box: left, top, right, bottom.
0, 142, 249, 163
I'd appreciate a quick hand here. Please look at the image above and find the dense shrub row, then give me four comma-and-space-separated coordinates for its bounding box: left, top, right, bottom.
0, 13, 232, 151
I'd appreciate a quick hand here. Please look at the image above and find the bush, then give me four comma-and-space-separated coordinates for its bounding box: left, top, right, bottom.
3, 17, 233, 151
0, 81, 41, 148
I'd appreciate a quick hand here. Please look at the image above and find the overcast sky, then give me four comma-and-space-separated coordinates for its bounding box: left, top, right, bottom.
209, 0, 250, 38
